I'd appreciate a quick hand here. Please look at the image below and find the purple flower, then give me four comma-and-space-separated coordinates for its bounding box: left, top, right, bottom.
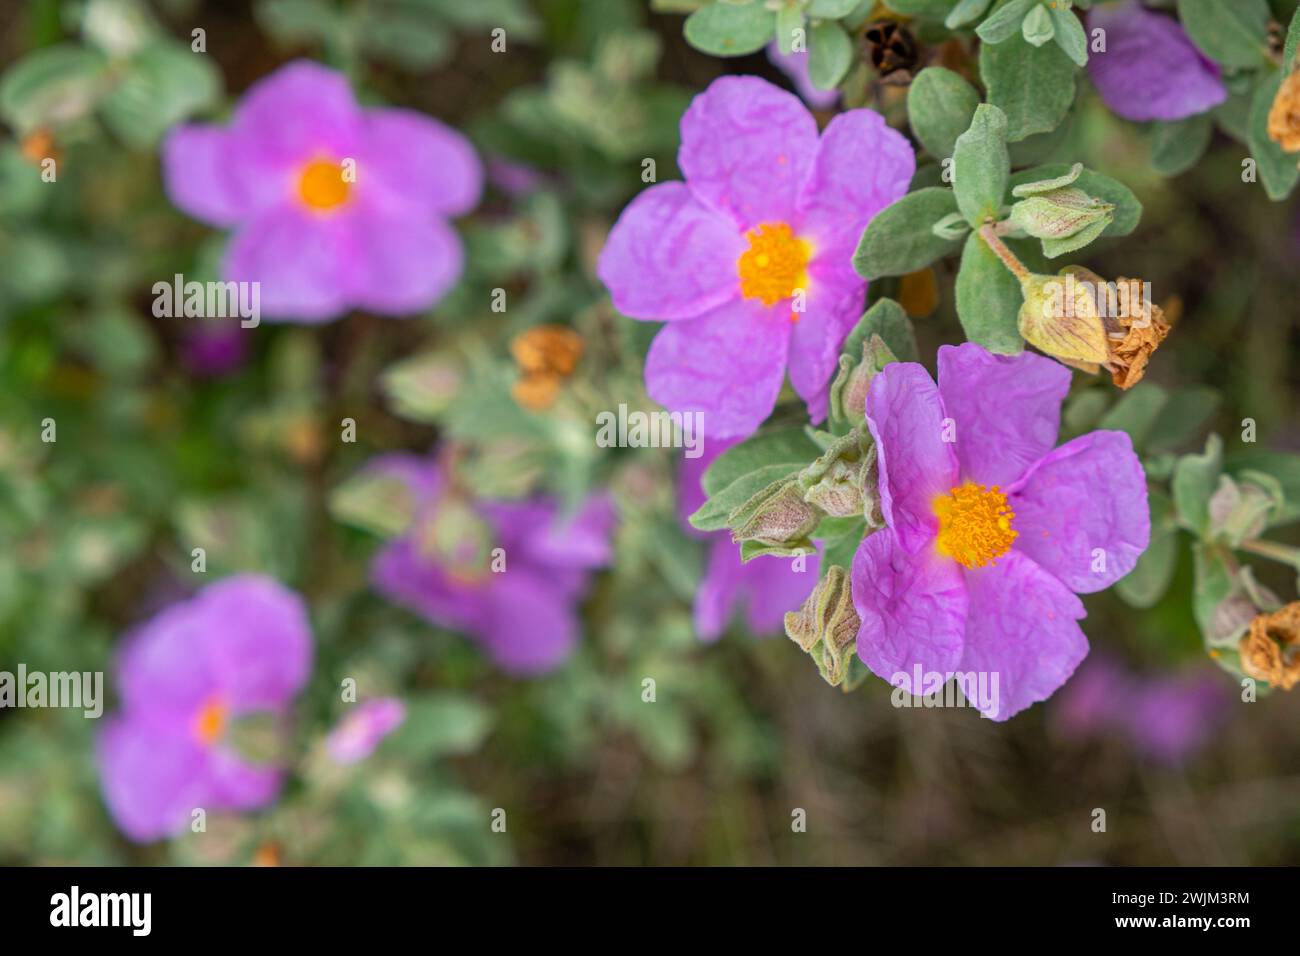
852, 343, 1150, 720
326, 698, 406, 765
181, 319, 249, 378
766, 41, 840, 110
1054, 657, 1230, 764
1087, 2, 1226, 122
162, 60, 482, 323
97, 575, 313, 842
368, 454, 615, 675
597, 76, 913, 438
678, 440, 820, 641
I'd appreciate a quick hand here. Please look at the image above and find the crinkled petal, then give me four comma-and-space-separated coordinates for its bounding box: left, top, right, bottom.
195, 575, 313, 713
97, 720, 213, 843
796, 109, 914, 288
693, 537, 819, 642
162, 125, 250, 228
597, 182, 744, 320
205, 747, 285, 809
788, 276, 863, 425
865, 362, 958, 552
644, 297, 790, 440
937, 342, 1072, 487
678, 76, 818, 229
345, 209, 463, 316
370, 537, 488, 633
959, 550, 1087, 721
1008, 430, 1150, 593
358, 108, 482, 218
116, 604, 222, 719
852, 528, 968, 686
1087, 3, 1226, 122
223, 204, 354, 322
481, 569, 580, 674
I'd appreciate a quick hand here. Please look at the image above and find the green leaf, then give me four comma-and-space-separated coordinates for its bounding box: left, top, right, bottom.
99, 42, 221, 148
357, 12, 452, 69
1177, 0, 1269, 70
1040, 216, 1109, 258
1285, 2, 1300, 69
1248, 73, 1300, 201
808, 20, 853, 90
1115, 493, 1177, 609
1145, 386, 1220, 453
1008, 163, 1141, 237
807, 0, 861, 16
1191, 543, 1236, 642
946, 0, 994, 29
952, 104, 1010, 225
0, 44, 108, 131
875, 0, 958, 18
690, 464, 805, 532
1150, 113, 1213, 176
1172, 434, 1224, 537
389, 693, 492, 759
954, 231, 1023, 353
775, 4, 805, 54
1021, 3, 1054, 47
852, 187, 963, 279
843, 297, 917, 363
1225, 450, 1300, 526
980, 32, 1076, 142
976, 0, 1037, 43
683, 1, 775, 57
701, 427, 821, 496
1048, 2, 1088, 66
907, 66, 980, 158
1097, 382, 1168, 450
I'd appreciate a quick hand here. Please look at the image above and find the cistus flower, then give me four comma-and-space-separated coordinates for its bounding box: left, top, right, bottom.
97, 575, 313, 842
1053, 656, 1230, 764
766, 41, 840, 110
162, 60, 482, 322
367, 454, 615, 674
679, 440, 820, 641
326, 698, 406, 764
852, 343, 1150, 720
597, 75, 914, 438
1086, 2, 1226, 122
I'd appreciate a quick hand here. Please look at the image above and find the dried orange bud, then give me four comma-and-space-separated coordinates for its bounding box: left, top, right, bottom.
510, 324, 583, 377
1104, 277, 1172, 390
1268, 69, 1300, 153
20, 127, 59, 167
511, 371, 562, 411
1239, 601, 1300, 690
898, 267, 938, 317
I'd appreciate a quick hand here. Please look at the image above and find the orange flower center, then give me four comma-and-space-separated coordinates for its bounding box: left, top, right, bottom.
933, 482, 1017, 569
737, 222, 811, 307
193, 695, 229, 745
297, 159, 350, 210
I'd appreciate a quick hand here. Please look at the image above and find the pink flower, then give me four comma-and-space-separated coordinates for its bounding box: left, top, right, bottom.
852, 344, 1150, 720
597, 75, 913, 438
326, 698, 406, 765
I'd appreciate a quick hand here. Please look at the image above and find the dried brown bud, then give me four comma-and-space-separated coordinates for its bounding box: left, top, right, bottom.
1104, 277, 1172, 390
1267, 69, 1300, 154
510, 325, 583, 410
1239, 601, 1300, 690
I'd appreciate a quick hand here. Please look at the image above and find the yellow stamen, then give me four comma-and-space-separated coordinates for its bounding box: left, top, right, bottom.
933, 482, 1018, 569
297, 159, 350, 210
193, 696, 229, 746
737, 222, 811, 307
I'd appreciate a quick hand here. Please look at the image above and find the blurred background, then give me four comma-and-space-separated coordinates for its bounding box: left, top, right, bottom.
2, 0, 1299, 865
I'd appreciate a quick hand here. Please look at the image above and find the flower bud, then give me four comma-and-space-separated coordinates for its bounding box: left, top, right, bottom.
829, 334, 896, 427
414, 498, 493, 579
328, 470, 419, 538
1009, 187, 1113, 244
1208, 474, 1281, 547
1017, 271, 1109, 364
381, 353, 462, 423
728, 479, 820, 548
784, 565, 861, 686
797, 430, 881, 523
802, 458, 863, 518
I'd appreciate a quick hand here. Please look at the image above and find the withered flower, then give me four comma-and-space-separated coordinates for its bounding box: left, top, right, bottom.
1267, 68, 1300, 154
1239, 601, 1300, 691
509, 324, 583, 411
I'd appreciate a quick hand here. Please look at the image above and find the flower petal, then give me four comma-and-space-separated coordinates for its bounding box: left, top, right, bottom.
796, 109, 914, 287
97, 719, 212, 843
229, 60, 361, 168
694, 537, 820, 642
865, 362, 958, 552
370, 537, 487, 633
223, 205, 354, 322
937, 342, 1072, 487
644, 297, 790, 439
1008, 430, 1150, 593
678, 76, 818, 229
345, 210, 463, 315
481, 569, 580, 674
357, 107, 482, 218
162, 125, 250, 227
851, 528, 968, 686
1087, 3, 1226, 122
788, 277, 863, 425
959, 550, 1087, 720
597, 182, 744, 320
